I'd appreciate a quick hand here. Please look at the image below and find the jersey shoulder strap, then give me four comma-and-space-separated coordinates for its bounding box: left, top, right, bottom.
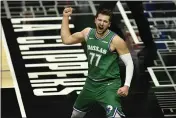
86, 28, 94, 41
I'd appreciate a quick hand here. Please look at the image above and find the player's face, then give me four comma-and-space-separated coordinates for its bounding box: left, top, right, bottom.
95, 14, 111, 35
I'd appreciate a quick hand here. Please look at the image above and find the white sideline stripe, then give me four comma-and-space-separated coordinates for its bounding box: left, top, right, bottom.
165, 114, 176, 117
1, 22, 26, 117
21, 49, 84, 55
147, 68, 160, 86
132, 40, 176, 45
117, 1, 139, 44
155, 91, 176, 94
122, 17, 176, 22
149, 66, 176, 69
11, 16, 71, 23
13, 24, 74, 32
156, 98, 176, 101
156, 94, 176, 97
158, 84, 176, 87
13, 24, 73, 28
17, 35, 61, 39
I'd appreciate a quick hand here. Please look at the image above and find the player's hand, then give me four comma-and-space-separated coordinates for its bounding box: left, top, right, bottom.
117, 85, 129, 97
63, 7, 73, 17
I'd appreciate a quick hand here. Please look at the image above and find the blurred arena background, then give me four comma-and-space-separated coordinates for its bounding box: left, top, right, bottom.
1, 1, 176, 118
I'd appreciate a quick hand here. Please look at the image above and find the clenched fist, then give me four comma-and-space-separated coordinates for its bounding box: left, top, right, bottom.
117, 85, 129, 97
63, 7, 73, 17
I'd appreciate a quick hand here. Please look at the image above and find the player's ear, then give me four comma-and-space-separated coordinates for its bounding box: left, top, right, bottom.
94, 17, 97, 24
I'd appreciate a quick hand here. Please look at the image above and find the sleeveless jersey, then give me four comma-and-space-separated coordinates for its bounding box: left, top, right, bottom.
86, 28, 120, 81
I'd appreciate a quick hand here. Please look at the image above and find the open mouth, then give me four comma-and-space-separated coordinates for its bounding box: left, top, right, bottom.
97, 26, 104, 34
98, 26, 104, 30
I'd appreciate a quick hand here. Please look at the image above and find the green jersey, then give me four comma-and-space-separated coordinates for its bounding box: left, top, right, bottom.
86, 28, 120, 81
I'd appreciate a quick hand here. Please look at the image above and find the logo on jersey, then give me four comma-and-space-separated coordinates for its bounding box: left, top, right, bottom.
89, 37, 94, 39
102, 40, 108, 43
87, 45, 107, 54
106, 105, 113, 115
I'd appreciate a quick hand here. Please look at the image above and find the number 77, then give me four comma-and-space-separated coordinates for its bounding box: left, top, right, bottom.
89, 52, 102, 66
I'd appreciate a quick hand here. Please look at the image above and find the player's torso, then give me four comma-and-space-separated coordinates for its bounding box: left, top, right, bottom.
86, 28, 120, 81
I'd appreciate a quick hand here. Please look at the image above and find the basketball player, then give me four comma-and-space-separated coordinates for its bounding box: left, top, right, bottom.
61, 7, 134, 118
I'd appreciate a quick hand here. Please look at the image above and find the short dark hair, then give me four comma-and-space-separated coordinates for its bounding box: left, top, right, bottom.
95, 9, 113, 22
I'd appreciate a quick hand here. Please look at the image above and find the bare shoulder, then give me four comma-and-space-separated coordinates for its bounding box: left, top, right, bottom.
82, 27, 91, 34
81, 27, 92, 39
112, 35, 126, 47
112, 35, 129, 54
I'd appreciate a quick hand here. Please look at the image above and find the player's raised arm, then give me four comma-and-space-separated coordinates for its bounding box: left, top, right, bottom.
61, 7, 89, 45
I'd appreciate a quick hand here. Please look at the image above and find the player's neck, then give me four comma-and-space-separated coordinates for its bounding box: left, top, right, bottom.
95, 29, 109, 39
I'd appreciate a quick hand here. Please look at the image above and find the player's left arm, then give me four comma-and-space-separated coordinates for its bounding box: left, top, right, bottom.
112, 35, 134, 96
